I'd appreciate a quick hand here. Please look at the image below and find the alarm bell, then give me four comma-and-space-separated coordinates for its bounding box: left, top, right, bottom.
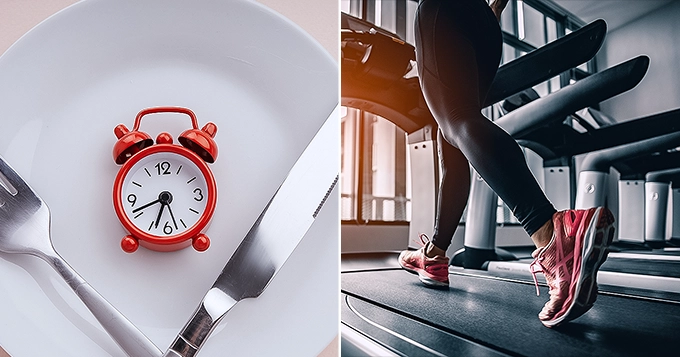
112, 124, 154, 164
112, 107, 218, 164
179, 122, 218, 163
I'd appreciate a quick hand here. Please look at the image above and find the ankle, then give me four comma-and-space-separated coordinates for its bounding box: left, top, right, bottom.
425, 242, 446, 258
531, 219, 554, 248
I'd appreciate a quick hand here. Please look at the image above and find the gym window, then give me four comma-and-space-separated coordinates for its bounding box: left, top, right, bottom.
341, 107, 411, 223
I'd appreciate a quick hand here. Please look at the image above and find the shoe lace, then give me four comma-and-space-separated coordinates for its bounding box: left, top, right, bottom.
530, 229, 575, 299
529, 255, 544, 296
418, 233, 431, 246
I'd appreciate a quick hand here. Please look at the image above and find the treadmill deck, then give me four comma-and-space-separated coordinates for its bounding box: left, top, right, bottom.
342, 255, 680, 357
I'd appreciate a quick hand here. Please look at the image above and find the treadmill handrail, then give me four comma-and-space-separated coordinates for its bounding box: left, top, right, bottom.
581, 131, 680, 172
484, 19, 607, 107
577, 108, 680, 150
615, 150, 680, 179
645, 167, 680, 183
495, 56, 649, 138
522, 108, 680, 160
516, 140, 558, 161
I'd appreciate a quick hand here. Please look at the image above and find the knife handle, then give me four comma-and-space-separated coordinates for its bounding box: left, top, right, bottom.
163, 288, 238, 357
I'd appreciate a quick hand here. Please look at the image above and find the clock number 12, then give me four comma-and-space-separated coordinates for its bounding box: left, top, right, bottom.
155, 161, 171, 176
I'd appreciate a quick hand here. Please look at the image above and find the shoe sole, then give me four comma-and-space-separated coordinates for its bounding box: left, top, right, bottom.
399, 258, 449, 288
543, 207, 615, 328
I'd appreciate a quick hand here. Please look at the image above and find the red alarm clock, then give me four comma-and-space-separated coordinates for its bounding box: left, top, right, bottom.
112, 107, 218, 253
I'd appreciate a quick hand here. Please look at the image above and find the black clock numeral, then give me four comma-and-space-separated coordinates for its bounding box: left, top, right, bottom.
163, 221, 173, 235
127, 194, 137, 207
155, 161, 171, 175
193, 188, 204, 202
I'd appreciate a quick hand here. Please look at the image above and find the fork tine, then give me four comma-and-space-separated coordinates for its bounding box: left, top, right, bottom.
0, 155, 35, 197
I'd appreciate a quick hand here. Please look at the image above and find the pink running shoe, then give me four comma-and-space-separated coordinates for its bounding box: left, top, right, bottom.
398, 234, 449, 287
530, 207, 615, 328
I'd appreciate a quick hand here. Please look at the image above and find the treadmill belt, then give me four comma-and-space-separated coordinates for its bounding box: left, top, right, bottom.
342, 269, 680, 357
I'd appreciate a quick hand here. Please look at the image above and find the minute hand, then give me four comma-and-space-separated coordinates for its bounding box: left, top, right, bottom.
162, 105, 339, 357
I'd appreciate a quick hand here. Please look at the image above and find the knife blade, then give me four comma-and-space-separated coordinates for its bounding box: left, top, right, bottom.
162, 105, 339, 357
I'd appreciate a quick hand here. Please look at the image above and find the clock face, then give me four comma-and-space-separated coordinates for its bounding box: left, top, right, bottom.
120, 151, 210, 237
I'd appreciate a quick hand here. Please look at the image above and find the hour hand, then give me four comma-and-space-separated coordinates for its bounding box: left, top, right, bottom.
132, 198, 160, 213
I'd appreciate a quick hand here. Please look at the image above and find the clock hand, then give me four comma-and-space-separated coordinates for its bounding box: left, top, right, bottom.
167, 204, 179, 230
154, 203, 166, 229
132, 199, 160, 213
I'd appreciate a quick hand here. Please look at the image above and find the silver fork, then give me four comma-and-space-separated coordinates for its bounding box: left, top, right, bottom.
0, 155, 162, 357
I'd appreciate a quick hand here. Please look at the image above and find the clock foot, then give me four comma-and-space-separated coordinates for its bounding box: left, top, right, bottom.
192, 234, 210, 251
121, 235, 139, 253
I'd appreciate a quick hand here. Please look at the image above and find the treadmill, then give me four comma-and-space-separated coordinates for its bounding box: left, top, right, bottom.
341, 14, 680, 357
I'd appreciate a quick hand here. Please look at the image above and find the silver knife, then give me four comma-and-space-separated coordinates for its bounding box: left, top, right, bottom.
162, 105, 339, 357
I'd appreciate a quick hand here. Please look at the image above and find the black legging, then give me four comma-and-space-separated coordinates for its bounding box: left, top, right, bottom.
415, 0, 556, 250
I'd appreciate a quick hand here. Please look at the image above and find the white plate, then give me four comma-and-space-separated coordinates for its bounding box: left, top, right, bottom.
0, 0, 338, 356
